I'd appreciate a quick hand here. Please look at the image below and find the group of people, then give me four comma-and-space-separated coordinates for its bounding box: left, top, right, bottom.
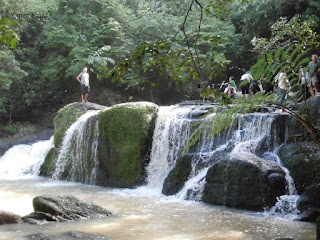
75, 54, 320, 104
218, 53, 320, 103
219, 73, 264, 99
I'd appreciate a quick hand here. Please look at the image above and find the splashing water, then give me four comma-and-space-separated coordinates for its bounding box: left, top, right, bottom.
0, 137, 54, 180
52, 110, 100, 184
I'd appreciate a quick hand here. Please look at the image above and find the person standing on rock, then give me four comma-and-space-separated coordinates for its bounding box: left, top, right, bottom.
307, 54, 320, 96
76, 67, 90, 102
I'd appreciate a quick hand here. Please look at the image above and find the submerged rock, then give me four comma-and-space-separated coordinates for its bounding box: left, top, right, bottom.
22, 195, 112, 224
0, 210, 21, 225
19, 231, 109, 240
203, 157, 286, 211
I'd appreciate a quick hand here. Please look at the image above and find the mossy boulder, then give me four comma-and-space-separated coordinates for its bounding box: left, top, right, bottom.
53, 102, 107, 148
97, 102, 158, 188
40, 148, 56, 177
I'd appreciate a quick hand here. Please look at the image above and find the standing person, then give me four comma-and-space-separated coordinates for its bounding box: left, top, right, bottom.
307, 54, 320, 96
274, 72, 290, 105
76, 67, 90, 102
240, 73, 253, 99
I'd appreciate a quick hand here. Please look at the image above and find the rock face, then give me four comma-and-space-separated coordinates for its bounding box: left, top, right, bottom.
296, 184, 320, 222
162, 154, 193, 196
20, 231, 109, 240
22, 195, 112, 224
0, 210, 21, 225
96, 102, 158, 188
202, 157, 287, 211
278, 142, 320, 194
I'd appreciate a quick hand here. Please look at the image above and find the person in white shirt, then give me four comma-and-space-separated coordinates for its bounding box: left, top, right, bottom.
76, 67, 90, 102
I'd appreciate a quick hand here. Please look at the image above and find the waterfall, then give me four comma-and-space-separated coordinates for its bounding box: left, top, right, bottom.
146, 104, 297, 215
146, 104, 210, 191
52, 110, 100, 184
0, 137, 53, 180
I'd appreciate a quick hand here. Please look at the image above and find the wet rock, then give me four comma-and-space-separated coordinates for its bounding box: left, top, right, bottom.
203, 157, 286, 211
162, 154, 193, 195
296, 184, 320, 222
0, 210, 21, 224
22, 195, 112, 223
19, 231, 109, 240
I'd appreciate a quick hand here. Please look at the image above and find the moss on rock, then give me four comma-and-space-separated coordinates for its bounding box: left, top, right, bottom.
97, 102, 157, 188
40, 148, 56, 177
53, 105, 83, 148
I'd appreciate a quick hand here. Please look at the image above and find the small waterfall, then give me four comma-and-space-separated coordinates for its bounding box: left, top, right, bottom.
266, 151, 300, 219
146, 104, 209, 192
0, 137, 54, 179
52, 110, 100, 184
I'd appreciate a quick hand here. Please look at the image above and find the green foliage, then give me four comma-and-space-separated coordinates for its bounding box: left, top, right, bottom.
250, 46, 311, 91
3, 123, 18, 135
251, 16, 320, 54
0, 18, 19, 49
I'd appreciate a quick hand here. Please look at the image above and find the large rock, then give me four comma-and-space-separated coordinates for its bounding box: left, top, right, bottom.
162, 154, 193, 196
53, 102, 107, 148
203, 157, 286, 211
0, 210, 21, 225
278, 142, 320, 194
20, 231, 109, 240
40, 102, 107, 177
96, 102, 158, 188
296, 184, 320, 222
22, 195, 112, 223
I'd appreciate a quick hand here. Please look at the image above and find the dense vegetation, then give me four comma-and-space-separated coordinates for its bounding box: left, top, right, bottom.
0, 0, 320, 126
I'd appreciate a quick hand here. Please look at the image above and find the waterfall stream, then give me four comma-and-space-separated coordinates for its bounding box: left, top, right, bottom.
0, 103, 316, 239
52, 110, 100, 184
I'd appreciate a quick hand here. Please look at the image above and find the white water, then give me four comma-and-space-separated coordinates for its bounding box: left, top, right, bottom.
0, 106, 316, 239
0, 137, 53, 180
52, 110, 100, 183
146, 105, 207, 192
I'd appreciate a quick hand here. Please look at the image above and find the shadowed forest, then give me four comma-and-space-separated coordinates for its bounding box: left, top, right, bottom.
1, 0, 320, 128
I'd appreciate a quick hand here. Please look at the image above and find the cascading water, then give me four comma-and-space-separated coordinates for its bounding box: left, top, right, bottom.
145, 104, 210, 192
0, 137, 53, 179
52, 110, 100, 184
146, 103, 298, 218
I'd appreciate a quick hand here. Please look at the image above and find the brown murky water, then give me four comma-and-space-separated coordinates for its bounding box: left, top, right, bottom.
0, 178, 316, 240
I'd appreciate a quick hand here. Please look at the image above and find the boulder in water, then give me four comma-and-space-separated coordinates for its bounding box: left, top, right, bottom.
20, 231, 109, 240
22, 195, 112, 223
162, 154, 193, 195
0, 210, 21, 224
203, 157, 286, 211
96, 102, 158, 188
296, 183, 320, 222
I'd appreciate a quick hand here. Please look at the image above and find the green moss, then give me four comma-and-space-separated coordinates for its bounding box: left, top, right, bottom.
40, 148, 56, 177
98, 105, 156, 187
53, 106, 82, 148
